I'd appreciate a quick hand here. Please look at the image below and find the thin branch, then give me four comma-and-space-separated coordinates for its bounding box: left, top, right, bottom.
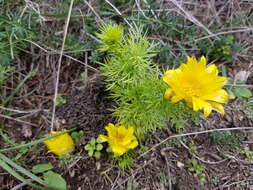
83, 0, 104, 24
138, 126, 253, 159
192, 27, 253, 42
23, 39, 98, 72
104, 0, 133, 29
168, 0, 219, 39
135, 0, 148, 19
0, 113, 37, 127
0, 106, 40, 114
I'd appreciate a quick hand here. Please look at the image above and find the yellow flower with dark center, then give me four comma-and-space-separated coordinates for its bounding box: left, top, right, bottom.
163, 56, 229, 118
44, 130, 75, 157
99, 123, 138, 156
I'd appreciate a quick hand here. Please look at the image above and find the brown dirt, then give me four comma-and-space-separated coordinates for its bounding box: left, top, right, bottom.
55, 74, 115, 138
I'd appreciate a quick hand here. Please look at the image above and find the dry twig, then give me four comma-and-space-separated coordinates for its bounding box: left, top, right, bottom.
0, 113, 37, 127
138, 126, 253, 160
50, 0, 74, 132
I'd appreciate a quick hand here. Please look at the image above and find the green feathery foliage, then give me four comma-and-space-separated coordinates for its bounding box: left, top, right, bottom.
96, 22, 124, 52
97, 22, 197, 138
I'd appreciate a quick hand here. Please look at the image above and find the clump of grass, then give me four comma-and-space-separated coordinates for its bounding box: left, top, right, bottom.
0, 1, 39, 91
198, 35, 242, 62
97, 22, 197, 138
209, 131, 243, 147
188, 159, 206, 185
0, 65, 14, 88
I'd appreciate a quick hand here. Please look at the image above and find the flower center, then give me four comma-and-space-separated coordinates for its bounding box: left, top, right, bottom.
116, 132, 124, 140
183, 85, 198, 97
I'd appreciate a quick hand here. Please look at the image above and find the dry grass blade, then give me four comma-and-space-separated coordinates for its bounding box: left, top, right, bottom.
0, 113, 37, 127
0, 106, 40, 114
104, 0, 133, 29
168, 0, 219, 39
138, 126, 253, 159
192, 27, 253, 42
83, 0, 104, 24
50, 0, 75, 132
23, 39, 98, 72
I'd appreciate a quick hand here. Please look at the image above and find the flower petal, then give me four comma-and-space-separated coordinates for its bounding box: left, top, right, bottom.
128, 140, 138, 149
192, 97, 204, 111
206, 64, 218, 75
210, 102, 225, 116
105, 123, 117, 137
203, 103, 212, 118
98, 135, 108, 142
187, 56, 196, 65
118, 125, 128, 137
112, 144, 127, 156
127, 126, 134, 135
163, 70, 176, 84
211, 89, 229, 103
199, 56, 207, 67
44, 130, 75, 157
164, 88, 174, 100
179, 63, 186, 70
171, 95, 183, 103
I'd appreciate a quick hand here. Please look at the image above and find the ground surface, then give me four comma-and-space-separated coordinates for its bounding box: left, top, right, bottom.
0, 0, 253, 190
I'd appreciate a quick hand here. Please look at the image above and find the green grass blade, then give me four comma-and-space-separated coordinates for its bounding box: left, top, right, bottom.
3, 71, 36, 106
0, 153, 45, 185
0, 158, 42, 189
0, 129, 16, 146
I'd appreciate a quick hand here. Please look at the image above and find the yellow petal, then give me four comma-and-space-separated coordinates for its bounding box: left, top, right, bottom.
112, 144, 127, 156
128, 140, 138, 149
44, 131, 75, 157
199, 56, 207, 67
126, 126, 134, 136
118, 125, 128, 137
98, 135, 108, 142
203, 103, 212, 118
122, 134, 136, 146
206, 64, 218, 75
218, 76, 228, 86
211, 89, 229, 103
192, 97, 203, 111
210, 102, 225, 115
164, 88, 174, 100
105, 123, 117, 137
187, 56, 196, 65
171, 95, 183, 103
163, 70, 176, 84
179, 64, 186, 71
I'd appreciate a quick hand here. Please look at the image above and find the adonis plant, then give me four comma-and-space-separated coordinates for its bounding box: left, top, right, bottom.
41, 23, 229, 167
96, 22, 199, 139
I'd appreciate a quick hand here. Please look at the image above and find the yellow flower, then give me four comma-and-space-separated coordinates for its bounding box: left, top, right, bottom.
163, 56, 229, 118
44, 130, 75, 157
99, 123, 138, 156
